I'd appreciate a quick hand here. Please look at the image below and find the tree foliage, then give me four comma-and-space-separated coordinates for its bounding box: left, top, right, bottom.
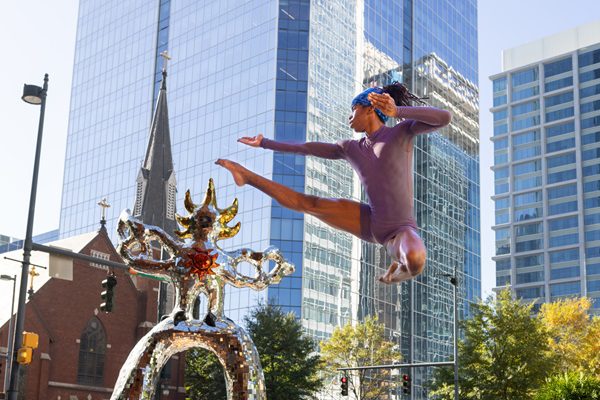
185, 303, 322, 399
320, 316, 402, 400
185, 349, 227, 400
538, 297, 600, 376
534, 372, 600, 400
431, 289, 554, 400
244, 304, 323, 400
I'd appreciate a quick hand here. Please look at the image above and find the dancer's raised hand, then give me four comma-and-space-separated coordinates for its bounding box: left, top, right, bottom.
368, 92, 397, 117
238, 133, 264, 147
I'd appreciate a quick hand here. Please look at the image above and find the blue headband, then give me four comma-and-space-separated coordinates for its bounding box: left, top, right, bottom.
351, 87, 389, 123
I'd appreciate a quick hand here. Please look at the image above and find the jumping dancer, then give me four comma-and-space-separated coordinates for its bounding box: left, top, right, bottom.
216, 83, 451, 283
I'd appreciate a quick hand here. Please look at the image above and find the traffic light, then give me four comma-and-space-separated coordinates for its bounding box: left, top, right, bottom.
402, 373, 411, 395
100, 274, 117, 312
16, 332, 39, 365
16, 348, 32, 365
341, 376, 349, 396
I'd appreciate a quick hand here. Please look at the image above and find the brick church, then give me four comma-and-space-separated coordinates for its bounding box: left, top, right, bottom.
0, 67, 189, 400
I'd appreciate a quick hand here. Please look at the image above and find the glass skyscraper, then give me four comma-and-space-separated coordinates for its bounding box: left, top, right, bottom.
492, 21, 600, 316
61, 1, 479, 397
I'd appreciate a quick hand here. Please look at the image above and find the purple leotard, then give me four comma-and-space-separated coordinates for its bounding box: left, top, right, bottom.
260, 106, 451, 245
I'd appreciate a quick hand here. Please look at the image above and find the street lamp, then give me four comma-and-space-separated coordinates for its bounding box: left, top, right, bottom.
1, 275, 17, 393
6, 74, 48, 400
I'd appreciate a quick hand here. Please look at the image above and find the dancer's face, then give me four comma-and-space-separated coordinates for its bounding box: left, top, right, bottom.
349, 104, 374, 132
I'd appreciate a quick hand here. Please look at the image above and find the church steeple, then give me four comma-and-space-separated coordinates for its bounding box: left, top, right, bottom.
133, 52, 177, 234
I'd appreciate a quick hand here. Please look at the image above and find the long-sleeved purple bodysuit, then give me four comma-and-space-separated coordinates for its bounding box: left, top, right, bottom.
260, 106, 450, 245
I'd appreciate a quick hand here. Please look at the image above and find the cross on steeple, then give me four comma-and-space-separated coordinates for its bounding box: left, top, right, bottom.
98, 197, 111, 228
160, 51, 171, 73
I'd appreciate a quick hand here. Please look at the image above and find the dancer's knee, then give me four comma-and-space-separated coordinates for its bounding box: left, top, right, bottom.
406, 248, 426, 277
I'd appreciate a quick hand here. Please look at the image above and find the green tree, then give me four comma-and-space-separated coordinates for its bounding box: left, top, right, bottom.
320, 316, 402, 400
431, 289, 554, 400
185, 349, 227, 400
538, 297, 600, 376
244, 304, 323, 400
184, 303, 323, 399
534, 372, 600, 400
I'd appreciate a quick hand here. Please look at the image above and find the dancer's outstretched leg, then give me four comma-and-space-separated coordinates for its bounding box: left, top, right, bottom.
216, 159, 362, 238
379, 228, 426, 283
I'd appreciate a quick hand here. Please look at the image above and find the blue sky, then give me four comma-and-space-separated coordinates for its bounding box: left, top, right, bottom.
1, 1, 599, 297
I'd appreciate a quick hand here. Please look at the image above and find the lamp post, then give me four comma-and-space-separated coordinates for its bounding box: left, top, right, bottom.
6, 74, 48, 400
1, 275, 17, 393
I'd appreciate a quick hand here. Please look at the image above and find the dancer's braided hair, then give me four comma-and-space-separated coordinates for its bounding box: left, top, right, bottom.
382, 81, 427, 106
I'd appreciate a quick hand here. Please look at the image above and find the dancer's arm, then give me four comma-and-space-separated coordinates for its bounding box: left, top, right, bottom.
239, 134, 345, 159
368, 92, 452, 135
395, 106, 452, 135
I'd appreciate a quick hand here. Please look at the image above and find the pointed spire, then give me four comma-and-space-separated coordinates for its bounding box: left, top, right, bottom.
133, 52, 177, 234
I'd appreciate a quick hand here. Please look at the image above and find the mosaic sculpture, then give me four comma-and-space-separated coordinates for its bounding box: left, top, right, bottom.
111, 179, 294, 400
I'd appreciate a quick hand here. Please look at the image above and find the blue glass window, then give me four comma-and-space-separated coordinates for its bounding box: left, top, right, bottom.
583, 148, 600, 161
585, 230, 600, 241
494, 109, 507, 121
551, 267, 579, 280
544, 57, 572, 77
496, 211, 509, 225
516, 239, 542, 252
583, 164, 600, 177
580, 68, 600, 83
581, 83, 600, 98
588, 280, 600, 292
546, 121, 574, 137
586, 197, 600, 209
547, 169, 576, 184
495, 197, 509, 210
581, 100, 600, 114
546, 107, 574, 123
515, 222, 542, 236
548, 201, 578, 216
514, 191, 542, 206
496, 258, 511, 271
493, 76, 507, 92
513, 146, 541, 161
516, 254, 543, 268
579, 48, 600, 68
550, 282, 581, 297
514, 206, 542, 221
549, 216, 578, 231
496, 275, 511, 286
546, 92, 573, 107
494, 95, 507, 107
512, 68, 538, 87
587, 263, 600, 275
494, 137, 508, 151
495, 182, 509, 195
495, 152, 508, 164
512, 86, 539, 102
494, 123, 508, 136
513, 130, 540, 144
582, 116, 600, 130
547, 183, 577, 199
516, 286, 543, 299
546, 138, 575, 153
512, 116, 540, 131
517, 271, 544, 284
547, 152, 575, 168
549, 233, 579, 248
495, 166, 508, 179
586, 246, 600, 259
585, 212, 600, 225
582, 131, 600, 145
545, 77, 573, 92
512, 101, 539, 116
514, 176, 542, 191
514, 160, 541, 175
550, 248, 579, 263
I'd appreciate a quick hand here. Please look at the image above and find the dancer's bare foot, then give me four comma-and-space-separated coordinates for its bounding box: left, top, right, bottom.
379, 262, 413, 284
379, 262, 398, 284
215, 159, 249, 186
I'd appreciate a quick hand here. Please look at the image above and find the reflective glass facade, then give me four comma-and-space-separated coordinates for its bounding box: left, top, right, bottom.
492, 41, 600, 316
62, 2, 480, 397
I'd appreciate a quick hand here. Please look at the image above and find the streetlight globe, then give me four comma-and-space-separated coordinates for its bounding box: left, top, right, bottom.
21, 84, 43, 105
